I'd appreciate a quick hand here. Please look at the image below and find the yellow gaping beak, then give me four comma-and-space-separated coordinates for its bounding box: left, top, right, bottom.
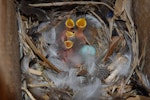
66, 31, 75, 39
76, 18, 87, 29
65, 18, 75, 29
64, 40, 74, 49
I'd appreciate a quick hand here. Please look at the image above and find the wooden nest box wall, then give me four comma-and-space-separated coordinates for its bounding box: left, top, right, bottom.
0, 0, 21, 100
133, 0, 150, 77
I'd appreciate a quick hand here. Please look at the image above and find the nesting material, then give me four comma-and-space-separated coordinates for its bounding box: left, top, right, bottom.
17, 0, 150, 100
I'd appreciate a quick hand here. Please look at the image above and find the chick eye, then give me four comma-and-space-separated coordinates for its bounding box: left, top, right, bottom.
66, 31, 75, 38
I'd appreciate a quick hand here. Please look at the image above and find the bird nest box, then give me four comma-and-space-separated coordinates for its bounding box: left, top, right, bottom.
0, 0, 150, 100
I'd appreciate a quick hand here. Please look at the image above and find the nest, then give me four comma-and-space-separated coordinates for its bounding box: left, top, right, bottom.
17, 0, 150, 100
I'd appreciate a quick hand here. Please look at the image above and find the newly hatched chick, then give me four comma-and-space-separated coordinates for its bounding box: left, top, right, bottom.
58, 18, 76, 62
60, 18, 75, 42
75, 18, 89, 45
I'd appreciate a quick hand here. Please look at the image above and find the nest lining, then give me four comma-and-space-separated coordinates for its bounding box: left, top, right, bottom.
17, 0, 150, 100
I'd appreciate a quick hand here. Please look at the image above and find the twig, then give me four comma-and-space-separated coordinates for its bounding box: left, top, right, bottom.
23, 33, 62, 73
139, 37, 147, 70
29, 1, 114, 11
28, 68, 42, 76
104, 36, 123, 61
89, 10, 105, 25
125, 32, 139, 84
135, 69, 150, 93
42, 72, 56, 87
22, 87, 36, 100
39, 61, 50, 68
28, 83, 54, 88
108, 18, 114, 39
